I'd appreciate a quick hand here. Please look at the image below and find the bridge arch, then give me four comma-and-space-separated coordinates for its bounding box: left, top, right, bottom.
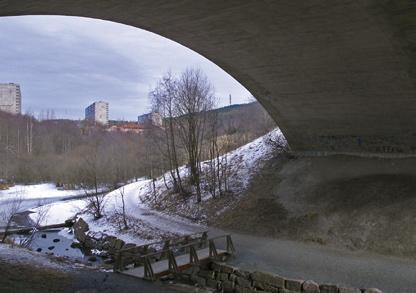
1, 0, 416, 153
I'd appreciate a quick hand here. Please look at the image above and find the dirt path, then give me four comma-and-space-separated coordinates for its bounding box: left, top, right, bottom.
218, 230, 416, 293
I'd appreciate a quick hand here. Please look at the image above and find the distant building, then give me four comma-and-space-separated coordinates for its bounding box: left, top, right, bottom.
107, 123, 145, 134
85, 101, 109, 125
0, 83, 22, 115
137, 112, 163, 127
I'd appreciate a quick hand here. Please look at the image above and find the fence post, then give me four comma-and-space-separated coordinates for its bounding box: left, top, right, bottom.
209, 239, 218, 258
161, 240, 170, 259
168, 250, 179, 273
190, 245, 199, 264
226, 235, 236, 254
113, 250, 122, 272
144, 256, 155, 281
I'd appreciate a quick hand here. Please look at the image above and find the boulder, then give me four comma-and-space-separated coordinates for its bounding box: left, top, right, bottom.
73, 218, 89, 243
302, 280, 320, 293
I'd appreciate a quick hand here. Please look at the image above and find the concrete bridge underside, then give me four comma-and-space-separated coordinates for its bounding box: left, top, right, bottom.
1, 0, 416, 153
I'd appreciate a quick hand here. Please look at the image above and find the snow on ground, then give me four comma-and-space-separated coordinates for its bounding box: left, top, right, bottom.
0, 183, 90, 201
29, 129, 283, 244
0, 243, 70, 270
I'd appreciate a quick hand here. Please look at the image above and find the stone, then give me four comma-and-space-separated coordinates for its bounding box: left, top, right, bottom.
221, 264, 237, 274
198, 270, 215, 279
206, 278, 220, 289
36, 248, 42, 252
219, 272, 229, 281
113, 238, 125, 250
195, 276, 206, 287
48, 246, 55, 250
319, 284, 338, 293
222, 280, 235, 293
236, 276, 252, 287
53, 238, 60, 243
302, 280, 320, 293
252, 280, 265, 290
285, 278, 303, 291
41, 234, 47, 238
339, 288, 361, 293
73, 218, 89, 243
235, 286, 253, 293
250, 271, 285, 288
123, 243, 136, 249
365, 289, 383, 293
88, 256, 97, 262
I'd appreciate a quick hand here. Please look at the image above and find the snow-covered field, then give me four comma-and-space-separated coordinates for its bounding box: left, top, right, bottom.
0, 183, 91, 201
28, 128, 283, 244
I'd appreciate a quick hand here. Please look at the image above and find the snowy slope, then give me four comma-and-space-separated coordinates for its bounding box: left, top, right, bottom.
30, 128, 284, 244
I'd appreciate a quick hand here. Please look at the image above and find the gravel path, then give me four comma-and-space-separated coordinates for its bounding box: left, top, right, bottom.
222, 231, 416, 293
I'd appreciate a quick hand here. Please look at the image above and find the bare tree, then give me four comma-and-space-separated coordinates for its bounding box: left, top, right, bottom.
150, 72, 185, 193
80, 139, 107, 219
174, 68, 216, 202
117, 187, 128, 230
0, 195, 23, 243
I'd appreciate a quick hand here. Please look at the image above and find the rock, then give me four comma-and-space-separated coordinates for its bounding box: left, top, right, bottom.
71, 242, 81, 249
41, 234, 47, 238
319, 284, 338, 293
285, 278, 303, 291
206, 279, 220, 289
250, 271, 285, 288
48, 246, 55, 250
88, 256, 97, 262
73, 218, 89, 243
104, 259, 114, 265
221, 280, 235, 293
113, 238, 125, 250
339, 288, 361, 293
36, 248, 42, 252
365, 289, 383, 293
302, 280, 320, 293
53, 238, 60, 243
123, 243, 136, 250
236, 276, 251, 287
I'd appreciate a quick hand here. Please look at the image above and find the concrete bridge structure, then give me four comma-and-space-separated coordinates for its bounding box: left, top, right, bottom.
1, 0, 415, 154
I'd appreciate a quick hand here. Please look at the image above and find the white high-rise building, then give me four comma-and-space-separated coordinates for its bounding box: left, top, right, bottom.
0, 83, 22, 115
137, 112, 163, 127
85, 101, 109, 125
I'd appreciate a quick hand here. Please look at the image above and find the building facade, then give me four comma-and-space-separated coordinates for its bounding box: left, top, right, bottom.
137, 112, 163, 127
0, 83, 22, 115
85, 101, 109, 125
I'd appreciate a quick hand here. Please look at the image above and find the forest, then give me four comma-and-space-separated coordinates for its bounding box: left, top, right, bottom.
0, 70, 275, 193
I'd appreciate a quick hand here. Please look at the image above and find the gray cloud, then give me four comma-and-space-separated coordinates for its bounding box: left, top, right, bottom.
0, 16, 251, 120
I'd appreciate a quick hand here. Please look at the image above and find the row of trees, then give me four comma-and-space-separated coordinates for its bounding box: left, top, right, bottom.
0, 69, 275, 197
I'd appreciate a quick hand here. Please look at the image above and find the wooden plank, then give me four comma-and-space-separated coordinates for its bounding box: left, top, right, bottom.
121, 248, 227, 279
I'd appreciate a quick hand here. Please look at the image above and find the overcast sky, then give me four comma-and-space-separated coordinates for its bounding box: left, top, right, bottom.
0, 16, 252, 120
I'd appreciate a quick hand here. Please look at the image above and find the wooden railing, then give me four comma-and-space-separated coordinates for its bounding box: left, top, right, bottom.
114, 233, 235, 281
113, 231, 208, 271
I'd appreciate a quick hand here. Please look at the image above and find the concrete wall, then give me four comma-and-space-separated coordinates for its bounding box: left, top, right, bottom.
1, 1, 416, 153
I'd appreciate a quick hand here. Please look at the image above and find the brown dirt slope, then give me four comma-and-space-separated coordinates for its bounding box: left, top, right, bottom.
215, 153, 416, 259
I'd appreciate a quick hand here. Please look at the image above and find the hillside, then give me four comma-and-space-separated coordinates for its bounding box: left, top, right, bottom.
28, 127, 416, 259
218, 152, 416, 259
